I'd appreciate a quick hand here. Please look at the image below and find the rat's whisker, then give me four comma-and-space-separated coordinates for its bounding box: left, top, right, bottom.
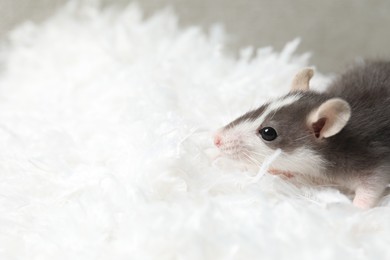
241, 152, 260, 165
294, 134, 313, 141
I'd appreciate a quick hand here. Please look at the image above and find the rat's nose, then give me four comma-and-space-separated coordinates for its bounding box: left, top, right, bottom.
214, 134, 223, 148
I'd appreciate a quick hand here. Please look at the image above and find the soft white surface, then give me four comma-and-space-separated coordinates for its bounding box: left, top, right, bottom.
0, 2, 389, 260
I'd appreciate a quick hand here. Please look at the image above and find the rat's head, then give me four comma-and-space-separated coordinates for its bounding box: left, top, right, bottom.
214, 69, 351, 174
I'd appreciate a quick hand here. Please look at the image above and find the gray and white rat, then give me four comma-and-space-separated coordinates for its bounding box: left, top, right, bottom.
214, 61, 390, 209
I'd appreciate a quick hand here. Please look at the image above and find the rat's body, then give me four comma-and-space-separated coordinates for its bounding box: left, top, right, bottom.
214, 61, 390, 208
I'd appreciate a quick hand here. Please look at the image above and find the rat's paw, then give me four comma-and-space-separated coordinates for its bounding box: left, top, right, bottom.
352, 187, 380, 209
352, 173, 389, 209
352, 196, 374, 210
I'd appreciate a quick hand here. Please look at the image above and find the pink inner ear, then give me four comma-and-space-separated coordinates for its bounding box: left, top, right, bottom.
312, 117, 327, 138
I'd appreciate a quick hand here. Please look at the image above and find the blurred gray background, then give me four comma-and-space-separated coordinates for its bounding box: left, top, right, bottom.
0, 0, 389, 73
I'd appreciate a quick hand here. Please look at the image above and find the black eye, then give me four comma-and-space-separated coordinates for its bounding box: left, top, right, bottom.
259, 127, 278, 141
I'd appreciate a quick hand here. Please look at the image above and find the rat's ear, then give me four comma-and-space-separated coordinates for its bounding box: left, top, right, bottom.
290, 68, 314, 92
307, 98, 351, 139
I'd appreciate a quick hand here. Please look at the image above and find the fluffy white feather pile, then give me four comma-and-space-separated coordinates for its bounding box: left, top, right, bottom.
0, 2, 389, 259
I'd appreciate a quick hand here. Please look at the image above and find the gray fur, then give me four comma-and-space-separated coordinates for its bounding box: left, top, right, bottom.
321, 61, 390, 175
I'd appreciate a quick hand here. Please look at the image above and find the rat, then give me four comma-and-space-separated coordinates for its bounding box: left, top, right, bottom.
213, 61, 390, 209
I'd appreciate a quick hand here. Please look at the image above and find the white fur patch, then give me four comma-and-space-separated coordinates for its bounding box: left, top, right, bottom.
252, 94, 302, 127
271, 147, 326, 177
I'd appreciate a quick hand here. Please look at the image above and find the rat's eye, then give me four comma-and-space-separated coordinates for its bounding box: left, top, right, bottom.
259, 127, 278, 141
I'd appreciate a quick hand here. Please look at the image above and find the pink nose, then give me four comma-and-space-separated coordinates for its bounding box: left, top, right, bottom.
214, 134, 223, 148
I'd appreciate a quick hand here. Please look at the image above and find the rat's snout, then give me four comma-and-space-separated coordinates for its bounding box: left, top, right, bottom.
213, 133, 223, 148
213, 129, 244, 159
